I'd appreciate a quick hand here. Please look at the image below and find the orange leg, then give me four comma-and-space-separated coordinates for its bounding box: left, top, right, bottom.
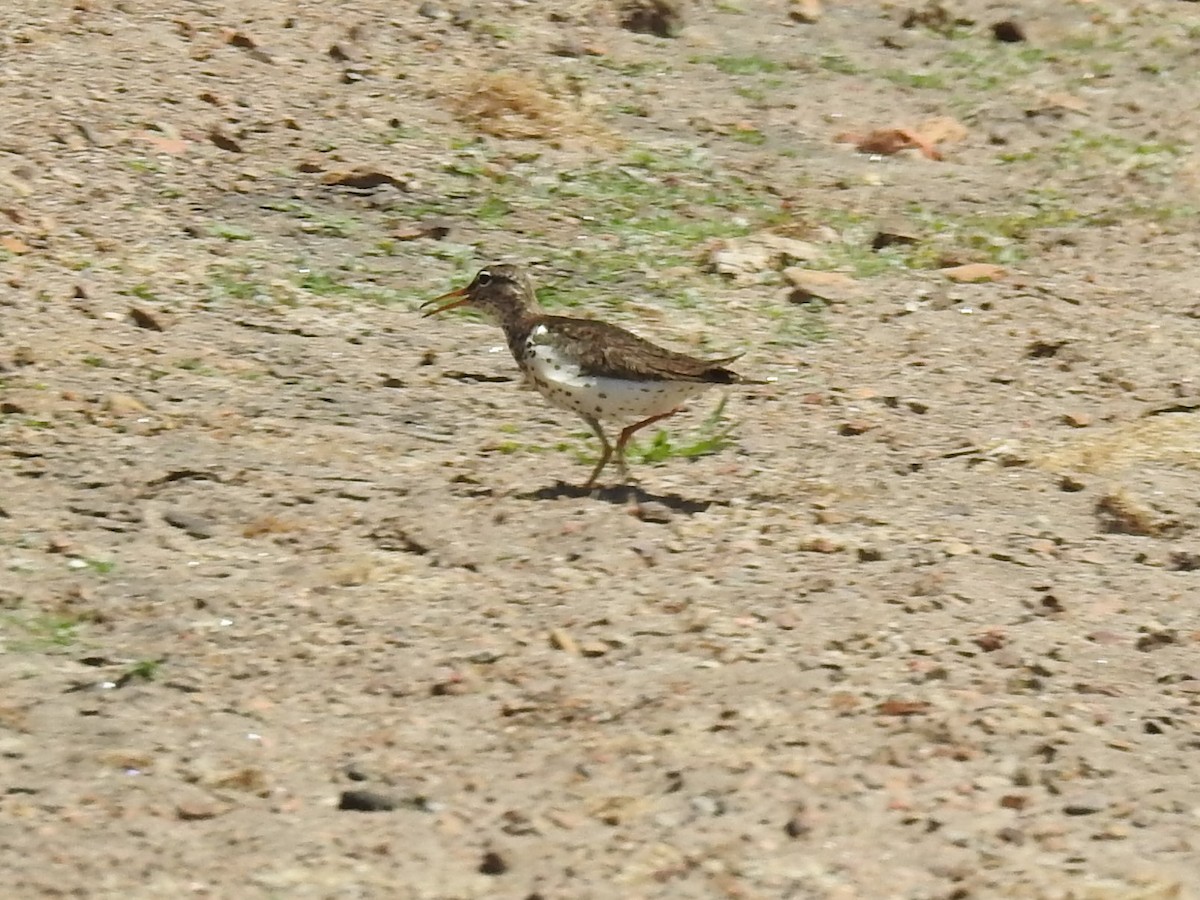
580, 415, 613, 489
613, 409, 682, 480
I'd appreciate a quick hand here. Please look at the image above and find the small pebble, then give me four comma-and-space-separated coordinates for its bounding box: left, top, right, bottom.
478, 850, 508, 875
635, 501, 673, 524
992, 20, 1026, 42
1063, 796, 1107, 816
338, 789, 397, 812
163, 509, 216, 539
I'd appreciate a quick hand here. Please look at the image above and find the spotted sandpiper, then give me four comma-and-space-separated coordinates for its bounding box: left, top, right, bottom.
421, 264, 764, 487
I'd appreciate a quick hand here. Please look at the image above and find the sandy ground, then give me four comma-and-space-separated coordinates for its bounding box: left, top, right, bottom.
2, 1, 1200, 897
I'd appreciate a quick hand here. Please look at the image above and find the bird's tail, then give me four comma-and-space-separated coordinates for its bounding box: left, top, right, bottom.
704, 353, 771, 385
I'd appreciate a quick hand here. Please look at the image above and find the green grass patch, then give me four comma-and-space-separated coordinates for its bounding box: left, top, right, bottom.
209, 222, 254, 241
701, 54, 784, 76
507, 149, 781, 306
1056, 32, 1130, 55
379, 122, 423, 144
881, 44, 1048, 96
117, 658, 164, 686
400, 146, 794, 312
208, 269, 265, 303
492, 440, 524, 455
881, 70, 948, 90
762, 303, 830, 346
900, 194, 1105, 266
2, 612, 84, 650
545, 153, 777, 238
292, 265, 411, 308
818, 54, 861, 75
127, 283, 159, 302
733, 85, 768, 104
124, 157, 161, 174
174, 358, 215, 375
262, 200, 359, 237
475, 196, 512, 222
1014, 129, 1188, 183
731, 128, 768, 146
298, 271, 355, 296
594, 59, 670, 78
612, 101, 652, 117
473, 21, 516, 42
627, 396, 736, 465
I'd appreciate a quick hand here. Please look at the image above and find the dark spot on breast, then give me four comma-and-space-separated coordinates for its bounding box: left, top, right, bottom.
598, 392, 608, 399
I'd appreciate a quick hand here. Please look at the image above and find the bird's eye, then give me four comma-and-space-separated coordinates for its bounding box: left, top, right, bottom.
476, 270, 492, 286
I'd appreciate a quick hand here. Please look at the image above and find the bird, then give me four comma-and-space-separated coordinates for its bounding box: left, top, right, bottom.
421, 264, 764, 488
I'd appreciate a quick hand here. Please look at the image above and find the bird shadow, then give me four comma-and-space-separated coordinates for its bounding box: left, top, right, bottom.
516, 480, 721, 515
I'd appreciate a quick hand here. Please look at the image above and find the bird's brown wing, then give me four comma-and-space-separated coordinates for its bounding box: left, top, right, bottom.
540, 316, 755, 384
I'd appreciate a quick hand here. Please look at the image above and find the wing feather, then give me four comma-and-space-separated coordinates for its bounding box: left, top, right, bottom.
538, 316, 756, 384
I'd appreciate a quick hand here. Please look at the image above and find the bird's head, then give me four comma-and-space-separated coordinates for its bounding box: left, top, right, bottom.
420, 264, 535, 321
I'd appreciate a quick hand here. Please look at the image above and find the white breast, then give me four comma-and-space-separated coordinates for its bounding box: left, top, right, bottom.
522, 326, 712, 422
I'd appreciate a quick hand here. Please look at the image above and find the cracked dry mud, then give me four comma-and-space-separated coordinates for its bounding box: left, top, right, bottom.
2, 1, 1199, 898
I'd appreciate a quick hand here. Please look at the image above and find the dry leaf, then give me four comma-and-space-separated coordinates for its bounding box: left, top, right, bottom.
707, 232, 821, 281
393, 218, 451, 241
128, 306, 169, 331
837, 117, 965, 161
972, 629, 1006, 652
453, 71, 617, 149
223, 29, 273, 63
941, 262, 1006, 282
783, 269, 858, 290
783, 268, 859, 303
789, 0, 822, 23
914, 116, 968, 147
455, 72, 569, 140
829, 691, 860, 713
223, 29, 257, 49
321, 168, 409, 191
836, 128, 942, 160
877, 699, 931, 716
208, 126, 243, 153
620, 0, 684, 38
1040, 92, 1088, 113
1, 235, 30, 254
139, 132, 189, 155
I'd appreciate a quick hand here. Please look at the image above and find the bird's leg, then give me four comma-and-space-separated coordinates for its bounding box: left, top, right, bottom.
615, 409, 681, 481
580, 415, 613, 489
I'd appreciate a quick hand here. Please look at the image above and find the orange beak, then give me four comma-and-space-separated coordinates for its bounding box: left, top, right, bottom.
420, 286, 469, 317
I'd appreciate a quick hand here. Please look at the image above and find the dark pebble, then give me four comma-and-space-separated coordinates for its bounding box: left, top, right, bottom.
338, 789, 397, 812
343, 763, 371, 782
163, 509, 216, 539
478, 850, 508, 875
620, 0, 683, 38
1063, 797, 1106, 816
992, 20, 1026, 43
